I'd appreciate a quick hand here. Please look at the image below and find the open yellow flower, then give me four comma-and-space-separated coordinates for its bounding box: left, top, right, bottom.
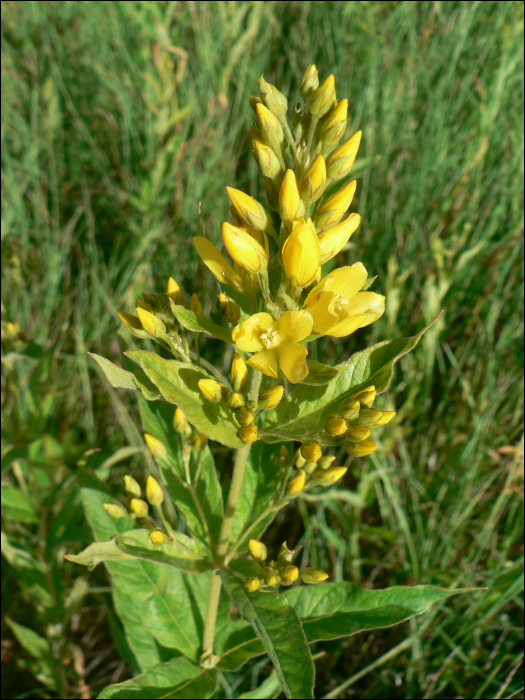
232, 310, 313, 384
281, 218, 320, 288
304, 263, 385, 337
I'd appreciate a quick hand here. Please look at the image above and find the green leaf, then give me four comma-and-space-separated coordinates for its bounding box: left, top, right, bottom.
118, 529, 213, 573
284, 582, 475, 642
79, 471, 206, 668
5, 618, 57, 691
1, 485, 38, 522
98, 656, 218, 699
221, 572, 315, 700
302, 360, 339, 386
89, 353, 161, 400
64, 538, 136, 570
231, 442, 283, 546
127, 351, 243, 448
261, 318, 439, 442
138, 395, 223, 546
170, 304, 233, 344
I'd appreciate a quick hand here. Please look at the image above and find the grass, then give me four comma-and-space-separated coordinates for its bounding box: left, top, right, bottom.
1, 1, 523, 698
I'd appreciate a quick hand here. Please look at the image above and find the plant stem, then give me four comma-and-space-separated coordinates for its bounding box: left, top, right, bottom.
200, 370, 263, 666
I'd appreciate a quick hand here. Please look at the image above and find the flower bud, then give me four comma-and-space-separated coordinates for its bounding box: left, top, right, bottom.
226, 187, 274, 235
326, 130, 362, 180
124, 475, 141, 498
103, 503, 128, 519
299, 155, 327, 202
314, 466, 347, 487
300, 64, 319, 99
309, 74, 335, 118
255, 102, 284, 153
280, 565, 300, 586
303, 461, 317, 475
252, 127, 283, 180
340, 398, 360, 422
227, 392, 245, 410
345, 439, 378, 457
166, 277, 184, 306
301, 440, 322, 464
301, 567, 329, 584
278, 541, 302, 564
193, 237, 244, 291
286, 471, 306, 497
236, 407, 255, 426
189, 293, 203, 316
352, 386, 376, 408
294, 448, 307, 469
318, 455, 336, 470
230, 353, 249, 393
142, 292, 165, 313
345, 424, 372, 441
279, 170, 304, 227
278, 445, 290, 468
316, 180, 357, 231
136, 308, 167, 339
146, 475, 164, 506
325, 416, 347, 436
249, 95, 262, 115
258, 385, 284, 410
150, 530, 167, 545
282, 218, 320, 288
264, 570, 281, 587
144, 433, 168, 462
173, 407, 190, 434
118, 312, 149, 339
318, 99, 348, 147
198, 378, 227, 403
248, 539, 267, 562
130, 498, 149, 518
135, 299, 153, 311
371, 410, 396, 427
244, 577, 262, 593
192, 432, 208, 451
355, 407, 383, 427
237, 425, 258, 444
218, 293, 241, 324
318, 213, 361, 265
240, 223, 270, 256
258, 75, 288, 116
222, 222, 269, 274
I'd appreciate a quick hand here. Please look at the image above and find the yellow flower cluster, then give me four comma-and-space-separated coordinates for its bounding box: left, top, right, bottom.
192, 66, 385, 385
243, 539, 329, 592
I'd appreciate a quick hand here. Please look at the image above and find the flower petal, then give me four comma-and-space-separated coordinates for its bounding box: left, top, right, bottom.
277, 342, 309, 384
246, 349, 279, 378
193, 236, 243, 290
303, 290, 338, 335
232, 313, 274, 352
277, 310, 314, 342
328, 293, 385, 337
305, 262, 368, 302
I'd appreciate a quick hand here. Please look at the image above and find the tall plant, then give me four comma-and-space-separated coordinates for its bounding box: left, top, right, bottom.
68, 66, 464, 699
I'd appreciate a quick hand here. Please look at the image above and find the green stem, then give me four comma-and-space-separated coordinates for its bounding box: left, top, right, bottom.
226, 497, 288, 563
278, 115, 297, 159
200, 370, 263, 665
259, 270, 281, 316
305, 115, 319, 165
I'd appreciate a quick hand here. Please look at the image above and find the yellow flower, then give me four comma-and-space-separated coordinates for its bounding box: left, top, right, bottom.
136, 308, 167, 339
299, 155, 327, 202
279, 170, 304, 227
244, 577, 262, 593
258, 385, 284, 410
237, 425, 258, 444
222, 222, 269, 274
252, 127, 282, 180
304, 263, 385, 338
150, 530, 167, 545
255, 103, 284, 152
248, 539, 267, 562
118, 312, 149, 339
144, 434, 168, 462
218, 293, 241, 324
282, 218, 320, 288
318, 213, 361, 265
319, 98, 348, 146
226, 187, 274, 234
314, 466, 348, 486
345, 438, 378, 457
230, 353, 249, 393
280, 565, 300, 586
124, 475, 141, 498
326, 130, 362, 181
129, 498, 149, 518
232, 310, 313, 384
103, 503, 128, 519
309, 74, 335, 118
286, 471, 306, 497
315, 179, 357, 231
193, 236, 243, 291
301, 567, 329, 584
166, 277, 184, 306
146, 475, 164, 506
189, 293, 202, 316
300, 64, 319, 98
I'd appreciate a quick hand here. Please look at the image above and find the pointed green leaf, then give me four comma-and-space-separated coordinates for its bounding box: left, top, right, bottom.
261, 318, 439, 442
170, 305, 233, 344
79, 471, 205, 667
221, 571, 315, 700
284, 582, 476, 642
1, 485, 38, 522
138, 395, 223, 546
5, 617, 51, 659
89, 353, 160, 400
127, 351, 243, 448
64, 538, 136, 570
302, 360, 339, 386
118, 529, 212, 573
98, 656, 218, 699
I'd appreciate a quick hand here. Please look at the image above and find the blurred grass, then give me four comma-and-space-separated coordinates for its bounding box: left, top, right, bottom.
1, 1, 523, 698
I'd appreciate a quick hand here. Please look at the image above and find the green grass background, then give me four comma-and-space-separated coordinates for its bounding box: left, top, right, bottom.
1, 1, 523, 698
